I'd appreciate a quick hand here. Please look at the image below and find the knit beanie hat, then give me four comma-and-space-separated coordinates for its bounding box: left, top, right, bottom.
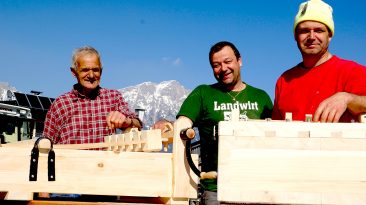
294, 0, 334, 36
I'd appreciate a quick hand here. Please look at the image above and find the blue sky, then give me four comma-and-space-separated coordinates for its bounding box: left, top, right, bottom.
1, 0, 365, 100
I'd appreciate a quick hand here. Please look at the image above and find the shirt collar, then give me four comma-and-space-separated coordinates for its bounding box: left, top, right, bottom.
72, 83, 101, 100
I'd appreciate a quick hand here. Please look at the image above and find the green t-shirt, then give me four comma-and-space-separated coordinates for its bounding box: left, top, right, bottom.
177, 83, 273, 191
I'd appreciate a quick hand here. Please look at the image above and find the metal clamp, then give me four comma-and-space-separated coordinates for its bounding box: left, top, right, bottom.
29, 137, 55, 181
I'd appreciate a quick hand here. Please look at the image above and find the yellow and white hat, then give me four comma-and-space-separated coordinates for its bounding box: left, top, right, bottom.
294, 0, 334, 36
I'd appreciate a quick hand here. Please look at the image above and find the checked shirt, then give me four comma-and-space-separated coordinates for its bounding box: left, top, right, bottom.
43, 85, 136, 144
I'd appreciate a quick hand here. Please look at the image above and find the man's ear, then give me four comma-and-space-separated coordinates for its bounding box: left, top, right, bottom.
238, 57, 243, 67
70, 67, 77, 77
328, 33, 332, 42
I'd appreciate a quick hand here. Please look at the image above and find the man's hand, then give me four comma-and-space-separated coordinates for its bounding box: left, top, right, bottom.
313, 92, 350, 122
106, 111, 130, 129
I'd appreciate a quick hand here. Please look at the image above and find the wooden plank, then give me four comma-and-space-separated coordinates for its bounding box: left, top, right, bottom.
27, 201, 169, 205
217, 136, 366, 151
218, 149, 366, 204
172, 118, 199, 198
3, 129, 163, 152
218, 120, 366, 138
25, 196, 184, 205
28, 201, 141, 205
4, 191, 33, 201
0, 147, 173, 199
217, 120, 366, 204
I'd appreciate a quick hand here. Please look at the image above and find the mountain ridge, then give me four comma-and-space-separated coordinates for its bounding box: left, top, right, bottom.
119, 80, 191, 127
0, 80, 191, 128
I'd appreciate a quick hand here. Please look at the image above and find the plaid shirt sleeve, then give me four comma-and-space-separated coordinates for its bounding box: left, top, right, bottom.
114, 90, 137, 119
42, 97, 63, 143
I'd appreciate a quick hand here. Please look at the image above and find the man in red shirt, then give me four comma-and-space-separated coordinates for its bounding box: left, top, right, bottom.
43, 46, 141, 144
272, 0, 366, 122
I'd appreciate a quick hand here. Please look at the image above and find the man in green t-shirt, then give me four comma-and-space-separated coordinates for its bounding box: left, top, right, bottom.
177, 41, 273, 205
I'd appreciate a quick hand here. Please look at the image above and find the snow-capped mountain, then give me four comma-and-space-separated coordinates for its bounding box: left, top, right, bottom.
0, 80, 191, 128
119, 80, 191, 128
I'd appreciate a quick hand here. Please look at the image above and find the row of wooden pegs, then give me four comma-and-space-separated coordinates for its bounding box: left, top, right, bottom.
285, 112, 366, 123
4, 128, 173, 152
104, 128, 163, 152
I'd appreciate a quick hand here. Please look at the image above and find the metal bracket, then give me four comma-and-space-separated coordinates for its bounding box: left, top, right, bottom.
29, 137, 55, 181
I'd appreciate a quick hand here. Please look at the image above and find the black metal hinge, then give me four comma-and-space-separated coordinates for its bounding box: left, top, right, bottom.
29, 137, 56, 181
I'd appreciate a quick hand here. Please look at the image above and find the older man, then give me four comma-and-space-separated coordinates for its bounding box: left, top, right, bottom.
43, 46, 141, 144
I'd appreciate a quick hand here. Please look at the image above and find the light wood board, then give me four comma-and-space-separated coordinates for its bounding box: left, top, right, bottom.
0, 148, 172, 199
217, 120, 366, 205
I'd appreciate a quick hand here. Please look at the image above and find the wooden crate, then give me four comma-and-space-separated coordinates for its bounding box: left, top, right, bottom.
0, 121, 198, 205
218, 120, 366, 205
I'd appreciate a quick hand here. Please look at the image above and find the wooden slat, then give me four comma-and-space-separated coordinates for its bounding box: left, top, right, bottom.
3, 129, 163, 152
217, 120, 366, 204
218, 149, 366, 204
0, 147, 173, 200
172, 118, 199, 198
218, 120, 366, 138
217, 136, 366, 151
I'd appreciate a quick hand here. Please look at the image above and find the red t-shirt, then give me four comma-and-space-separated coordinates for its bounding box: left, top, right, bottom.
272, 56, 366, 122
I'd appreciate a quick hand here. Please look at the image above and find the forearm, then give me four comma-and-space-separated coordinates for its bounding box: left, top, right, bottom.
347, 93, 366, 115
177, 116, 193, 127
